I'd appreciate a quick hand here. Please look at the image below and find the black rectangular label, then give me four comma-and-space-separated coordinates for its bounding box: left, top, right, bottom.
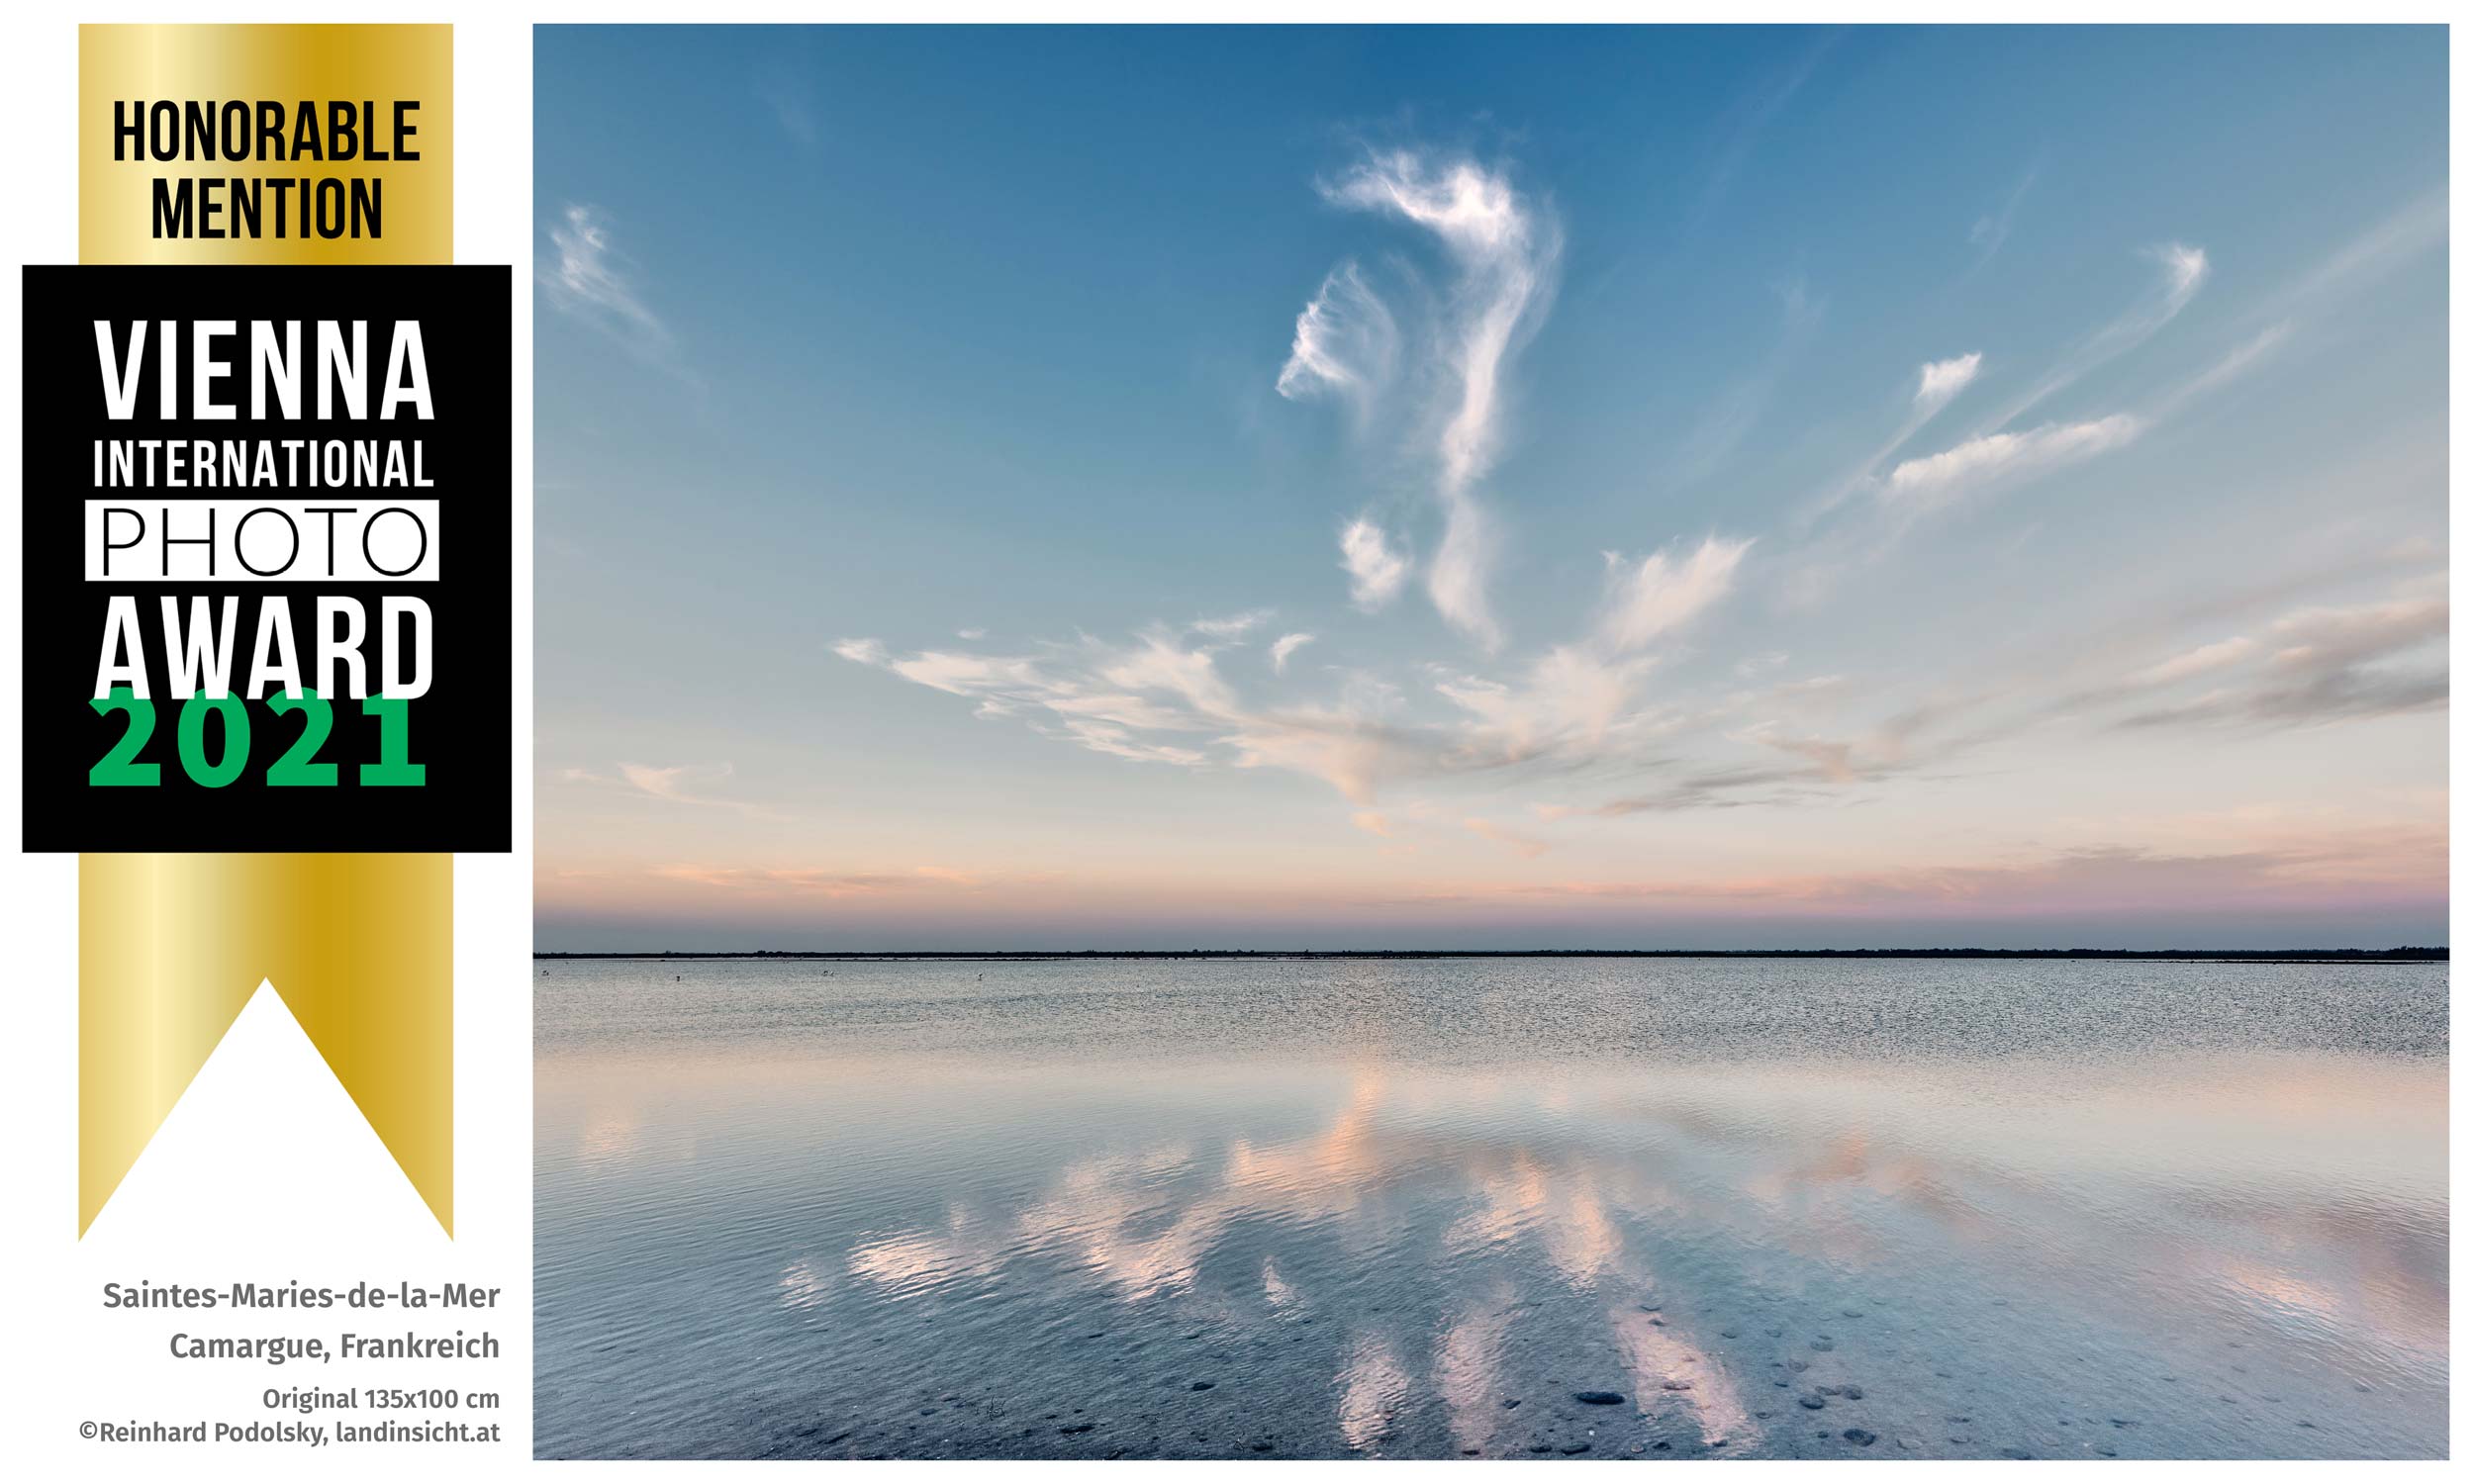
20, 265, 512, 852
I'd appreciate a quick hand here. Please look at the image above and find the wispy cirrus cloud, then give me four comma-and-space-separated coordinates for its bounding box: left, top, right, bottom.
1276, 260, 1398, 416
561, 760, 768, 814
1596, 536, 1756, 653
2128, 637, 2257, 689
541, 204, 670, 354
1979, 241, 2207, 433
1288, 149, 1562, 649
830, 176, 2442, 881
1882, 413, 2144, 510
2118, 595, 2447, 731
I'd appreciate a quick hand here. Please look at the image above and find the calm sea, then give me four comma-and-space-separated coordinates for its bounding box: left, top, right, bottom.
534, 957, 2447, 1459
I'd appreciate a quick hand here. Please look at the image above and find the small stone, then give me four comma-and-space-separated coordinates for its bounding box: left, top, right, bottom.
1811, 1338, 1836, 1352
1661, 1379, 1693, 1391
1799, 1394, 1827, 1410
1503, 1399, 1521, 1410
2000, 1447, 2032, 1459
1189, 1381, 1214, 1391
1560, 1442, 1591, 1454
1059, 1424, 1094, 1436
1843, 1309, 1866, 1319
1574, 1391, 1626, 1406
1843, 1429, 1877, 1446
1842, 1385, 1864, 1401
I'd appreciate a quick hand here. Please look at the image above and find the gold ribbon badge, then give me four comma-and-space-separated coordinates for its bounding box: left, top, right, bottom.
76, 24, 457, 1235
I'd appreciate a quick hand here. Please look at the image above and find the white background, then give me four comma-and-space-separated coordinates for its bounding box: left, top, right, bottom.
2, 4, 2465, 1482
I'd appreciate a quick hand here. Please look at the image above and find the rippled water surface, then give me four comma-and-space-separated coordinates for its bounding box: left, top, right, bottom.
534, 958, 2447, 1459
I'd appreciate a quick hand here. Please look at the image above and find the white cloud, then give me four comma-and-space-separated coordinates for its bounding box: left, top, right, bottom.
2130, 637, 2256, 688
1276, 260, 1397, 409
562, 760, 764, 814
1302, 150, 1561, 647
541, 205, 667, 349
2152, 241, 2211, 313
1427, 492, 1501, 648
1884, 414, 2143, 509
1270, 633, 1316, 673
1914, 352, 1982, 414
1189, 609, 1273, 639
1983, 243, 2207, 431
1597, 536, 1755, 653
2156, 322, 2291, 416
1339, 518, 1411, 610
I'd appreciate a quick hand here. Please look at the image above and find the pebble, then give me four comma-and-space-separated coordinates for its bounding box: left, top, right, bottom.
1560, 1442, 1591, 1454
1058, 1424, 1094, 1436
1843, 1429, 1878, 1446
1573, 1391, 1626, 1406
1661, 1380, 1693, 1392
1189, 1381, 1214, 1391
1999, 1446, 2032, 1459
1799, 1394, 1827, 1410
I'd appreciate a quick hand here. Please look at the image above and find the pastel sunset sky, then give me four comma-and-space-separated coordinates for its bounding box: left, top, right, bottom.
534, 25, 2446, 950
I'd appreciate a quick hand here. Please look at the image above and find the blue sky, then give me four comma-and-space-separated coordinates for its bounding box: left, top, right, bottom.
534, 26, 2446, 950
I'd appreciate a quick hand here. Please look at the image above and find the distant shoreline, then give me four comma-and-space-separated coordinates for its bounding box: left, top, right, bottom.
534, 947, 2446, 964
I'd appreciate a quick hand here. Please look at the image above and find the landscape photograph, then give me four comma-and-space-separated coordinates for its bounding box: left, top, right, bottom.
530, 25, 2448, 1461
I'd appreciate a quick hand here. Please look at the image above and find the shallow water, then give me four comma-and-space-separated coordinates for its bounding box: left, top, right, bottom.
533, 958, 2447, 1459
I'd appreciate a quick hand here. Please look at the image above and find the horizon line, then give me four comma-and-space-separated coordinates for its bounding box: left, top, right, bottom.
533, 946, 2447, 963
